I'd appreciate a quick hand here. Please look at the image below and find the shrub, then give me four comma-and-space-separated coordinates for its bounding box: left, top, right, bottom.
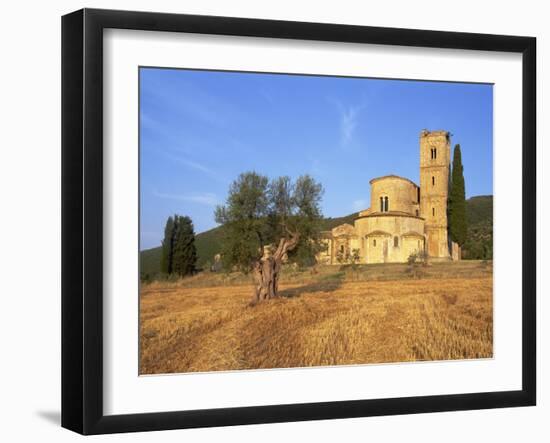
407, 252, 418, 265
140, 272, 152, 284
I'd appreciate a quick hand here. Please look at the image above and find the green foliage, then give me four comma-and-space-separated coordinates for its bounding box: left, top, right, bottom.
465, 195, 493, 224
463, 196, 493, 260
350, 248, 361, 264
141, 246, 162, 276
194, 228, 225, 269
140, 211, 359, 277
214, 172, 270, 272
284, 175, 325, 267
407, 250, 428, 267
335, 247, 360, 265
335, 248, 345, 265
140, 271, 152, 284
171, 216, 197, 277
160, 216, 175, 274
158, 214, 197, 277
449, 144, 468, 246
319, 213, 359, 231
215, 171, 324, 272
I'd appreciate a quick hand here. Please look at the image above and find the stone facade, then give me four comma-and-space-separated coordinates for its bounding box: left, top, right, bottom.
419, 129, 452, 260
318, 129, 460, 265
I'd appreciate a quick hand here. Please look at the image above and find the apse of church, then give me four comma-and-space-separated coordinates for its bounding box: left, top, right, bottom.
317, 129, 460, 265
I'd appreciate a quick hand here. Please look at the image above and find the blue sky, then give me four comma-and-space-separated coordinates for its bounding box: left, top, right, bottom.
140, 68, 493, 250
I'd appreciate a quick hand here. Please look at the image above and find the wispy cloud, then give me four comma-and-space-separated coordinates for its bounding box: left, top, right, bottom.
341, 106, 360, 146
162, 152, 229, 184
352, 199, 368, 211
152, 190, 220, 207
327, 98, 366, 148
141, 75, 247, 129
140, 112, 164, 133
170, 155, 215, 175
259, 88, 275, 105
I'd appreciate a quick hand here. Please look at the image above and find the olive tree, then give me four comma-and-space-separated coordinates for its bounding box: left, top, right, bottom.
215, 171, 324, 303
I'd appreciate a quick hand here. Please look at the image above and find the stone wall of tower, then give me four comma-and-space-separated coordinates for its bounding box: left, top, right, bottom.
419, 130, 451, 259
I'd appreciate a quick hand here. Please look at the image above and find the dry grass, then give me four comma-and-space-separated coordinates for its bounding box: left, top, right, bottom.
139, 262, 493, 374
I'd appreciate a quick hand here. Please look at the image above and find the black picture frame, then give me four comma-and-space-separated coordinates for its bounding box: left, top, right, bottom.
62, 8, 536, 435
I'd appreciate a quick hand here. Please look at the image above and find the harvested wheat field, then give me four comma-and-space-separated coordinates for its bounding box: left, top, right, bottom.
140, 262, 493, 374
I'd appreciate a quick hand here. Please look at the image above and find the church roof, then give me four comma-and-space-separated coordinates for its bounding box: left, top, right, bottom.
369, 175, 419, 187
356, 210, 423, 220
402, 231, 425, 238
365, 230, 392, 237
331, 223, 357, 237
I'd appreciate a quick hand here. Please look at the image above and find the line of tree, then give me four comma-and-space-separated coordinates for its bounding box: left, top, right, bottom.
160, 214, 197, 277
214, 172, 324, 303
449, 143, 468, 247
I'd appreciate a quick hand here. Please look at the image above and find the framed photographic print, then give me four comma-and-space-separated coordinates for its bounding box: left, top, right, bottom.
61, 8, 536, 435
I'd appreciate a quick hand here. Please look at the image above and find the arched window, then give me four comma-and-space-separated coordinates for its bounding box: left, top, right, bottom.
415, 209, 419, 216
394, 236, 399, 247
384, 196, 389, 212
373, 239, 376, 247
432, 207, 435, 216
433, 148, 437, 159
430, 148, 434, 159
380, 196, 384, 212
432, 176, 435, 186
340, 245, 344, 253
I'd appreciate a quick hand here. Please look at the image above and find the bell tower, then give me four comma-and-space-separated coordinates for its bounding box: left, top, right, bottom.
419, 130, 451, 259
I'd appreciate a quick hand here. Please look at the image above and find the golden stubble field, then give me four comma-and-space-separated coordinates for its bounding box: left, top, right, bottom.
139, 262, 493, 374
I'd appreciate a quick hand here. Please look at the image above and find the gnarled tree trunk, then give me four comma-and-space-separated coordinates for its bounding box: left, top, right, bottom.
251, 234, 299, 303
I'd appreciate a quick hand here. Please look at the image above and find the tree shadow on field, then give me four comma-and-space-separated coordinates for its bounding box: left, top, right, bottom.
279, 273, 345, 299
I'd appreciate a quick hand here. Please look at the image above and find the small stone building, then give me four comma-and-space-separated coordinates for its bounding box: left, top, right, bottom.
318, 130, 460, 265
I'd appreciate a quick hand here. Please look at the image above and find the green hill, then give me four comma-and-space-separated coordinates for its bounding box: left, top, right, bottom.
140, 245, 163, 277
319, 212, 359, 231
463, 195, 493, 259
465, 195, 493, 225
140, 212, 360, 277
140, 196, 492, 275
140, 212, 362, 276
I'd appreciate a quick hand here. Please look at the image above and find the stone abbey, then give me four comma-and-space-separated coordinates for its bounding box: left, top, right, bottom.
317, 129, 461, 265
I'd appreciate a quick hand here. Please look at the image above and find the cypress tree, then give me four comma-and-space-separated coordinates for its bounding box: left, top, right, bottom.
160, 216, 176, 274
449, 144, 468, 246
183, 216, 198, 275
172, 215, 197, 277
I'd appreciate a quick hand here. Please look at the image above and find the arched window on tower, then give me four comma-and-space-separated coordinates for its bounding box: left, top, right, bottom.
432, 207, 435, 217
394, 236, 399, 247
430, 148, 434, 159
373, 239, 377, 247
380, 197, 384, 212
432, 176, 435, 186
434, 148, 437, 159
384, 196, 389, 212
